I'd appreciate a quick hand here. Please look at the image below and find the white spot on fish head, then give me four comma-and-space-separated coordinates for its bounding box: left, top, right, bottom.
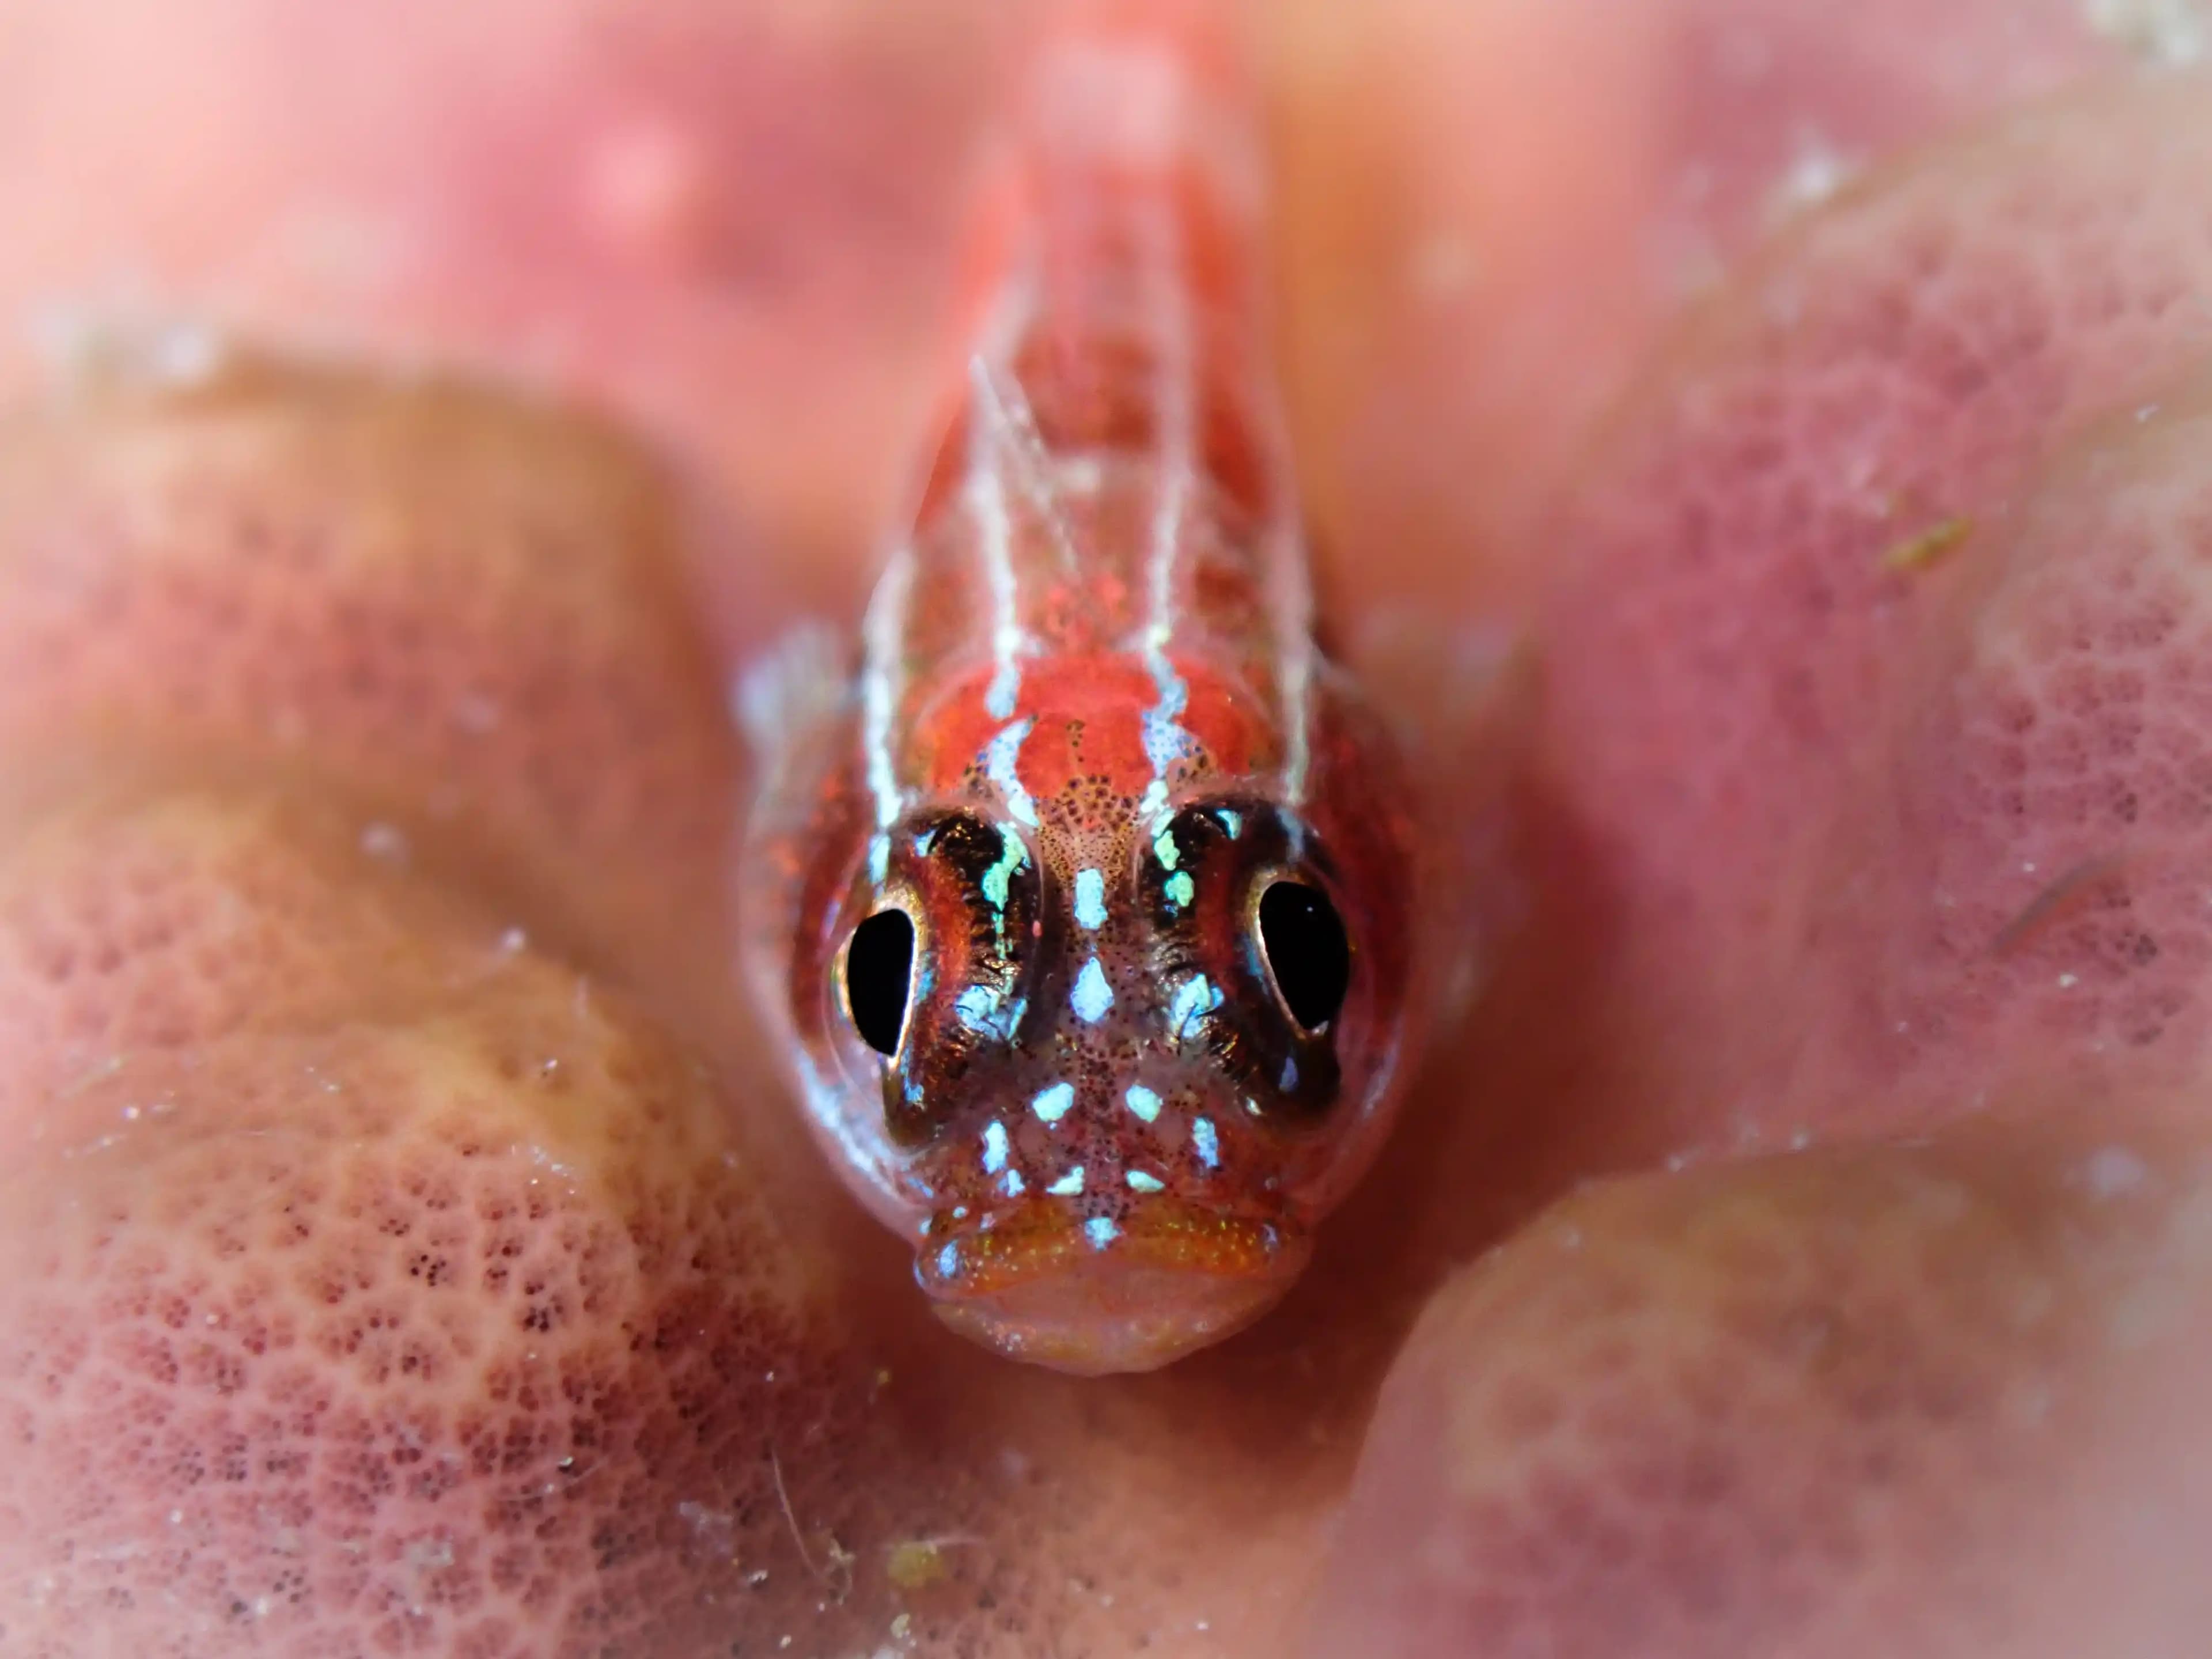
1124, 1084, 1162, 1124
1126, 1169, 1165, 1193
1191, 1116, 1219, 1169
1073, 867, 1108, 930
981, 1119, 1009, 1175
1031, 1081, 1075, 1124
1071, 956, 1116, 1023
1046, 1165, 1086, 1196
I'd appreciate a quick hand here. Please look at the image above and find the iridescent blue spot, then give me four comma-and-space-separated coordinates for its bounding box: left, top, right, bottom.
1153, 824, 1180, 870
1142, 705, 1191, 775
1084, 1216, 1120, 1250
1191, 1116, 1220, 1169
1001, 1168, 1025, 1198
1071, 957, 1115, 1023
1166, 974, 1221, 1041
1279, 1055, 1300, 1092
979, 827, 1028, 910
1217, 808, 1243, 839
1031, 1082, 1074, 1124
1046, 1165, 1085, 1196
955, 985, 1002, 1035
1164, 870, 1195, 910
1126, 1169, 1165, 1193
981, 1119, 1009, 1176
935, 1242, 960, 1279
1142, 650, 1189, 746
1124, 1084, 1162, 1124
1073, 867, 1108, 930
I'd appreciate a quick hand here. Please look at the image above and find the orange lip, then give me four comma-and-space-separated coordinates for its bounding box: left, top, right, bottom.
914, 1196, 1312, 1374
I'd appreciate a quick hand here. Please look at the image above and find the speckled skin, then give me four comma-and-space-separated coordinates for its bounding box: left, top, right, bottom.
741, 5, 1426, 1373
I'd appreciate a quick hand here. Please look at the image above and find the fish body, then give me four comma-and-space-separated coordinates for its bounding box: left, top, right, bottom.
740, 0, 1435, 1374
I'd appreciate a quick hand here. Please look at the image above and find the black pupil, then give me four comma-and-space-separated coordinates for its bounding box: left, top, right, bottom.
846, 909, 915, 1056
1257, 881, 1351, 1032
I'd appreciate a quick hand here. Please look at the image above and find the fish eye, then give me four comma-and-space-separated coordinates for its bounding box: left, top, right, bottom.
1255, 880, 1351, 1033
843, 906, 917, 1058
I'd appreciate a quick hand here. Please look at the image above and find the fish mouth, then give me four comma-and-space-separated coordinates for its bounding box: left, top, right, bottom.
913, 1196, 1312, 1375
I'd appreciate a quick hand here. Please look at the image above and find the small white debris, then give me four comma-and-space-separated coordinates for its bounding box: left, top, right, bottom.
2085, 0, 2209, 65
2081, 1144, 2150, 1200
1408, 232, 1481, 303
1767, 130, 1857, 222
2058, 972, 2080, 989
358, 821, 411, 866
150, 322, 228, 387
452, 691, 502, 734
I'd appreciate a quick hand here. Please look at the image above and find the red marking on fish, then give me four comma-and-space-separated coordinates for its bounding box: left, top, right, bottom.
739, 0, 1446, 1375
